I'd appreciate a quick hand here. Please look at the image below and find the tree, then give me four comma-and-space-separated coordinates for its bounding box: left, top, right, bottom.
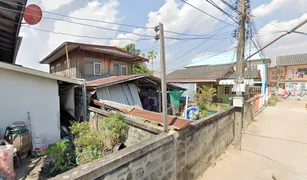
147, 50, 158, 71
121, 43, 153, 75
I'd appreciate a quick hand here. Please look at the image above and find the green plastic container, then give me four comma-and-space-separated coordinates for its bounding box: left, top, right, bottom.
9, 128, 28, 135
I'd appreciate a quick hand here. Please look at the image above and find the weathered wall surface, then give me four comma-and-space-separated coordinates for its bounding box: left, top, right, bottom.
0, 68, 61, 144
52, 134, 176, 180
88, 107, 162, 147
125, 125, 156, 147
176, 107, 235, 180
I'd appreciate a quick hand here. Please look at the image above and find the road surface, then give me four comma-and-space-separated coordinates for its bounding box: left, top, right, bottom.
198, 99, 307, 180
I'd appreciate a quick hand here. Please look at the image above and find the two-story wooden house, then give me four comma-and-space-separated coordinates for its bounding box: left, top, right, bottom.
40, 42, 148, 81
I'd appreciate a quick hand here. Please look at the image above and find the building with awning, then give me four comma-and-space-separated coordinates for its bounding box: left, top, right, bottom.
167, 64, 261, 103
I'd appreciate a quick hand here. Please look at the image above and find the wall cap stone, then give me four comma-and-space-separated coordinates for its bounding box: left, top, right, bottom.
51, 133, 174, 180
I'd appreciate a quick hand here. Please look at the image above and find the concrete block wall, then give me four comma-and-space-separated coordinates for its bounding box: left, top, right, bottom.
125, 125, 156, 147
176, 107, 236, 180
53, 107, 237, 180
88, 107, 163, 147
52, 134, 176, 180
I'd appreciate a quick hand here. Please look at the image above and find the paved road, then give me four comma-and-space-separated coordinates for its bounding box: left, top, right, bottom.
197, 99, 307, 180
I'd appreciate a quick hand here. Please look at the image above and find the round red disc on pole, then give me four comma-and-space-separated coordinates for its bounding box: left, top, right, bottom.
23, 4, 42, 25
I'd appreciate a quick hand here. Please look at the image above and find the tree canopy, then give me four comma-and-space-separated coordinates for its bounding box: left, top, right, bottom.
121, 43, 155, 75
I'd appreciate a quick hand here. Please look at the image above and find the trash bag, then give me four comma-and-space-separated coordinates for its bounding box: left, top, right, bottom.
0, 140, 15, 180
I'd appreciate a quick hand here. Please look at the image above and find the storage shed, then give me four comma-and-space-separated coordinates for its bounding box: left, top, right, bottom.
0, 62, 85, 145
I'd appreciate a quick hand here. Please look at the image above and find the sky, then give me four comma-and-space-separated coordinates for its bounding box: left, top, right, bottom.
16, 0, 307, 72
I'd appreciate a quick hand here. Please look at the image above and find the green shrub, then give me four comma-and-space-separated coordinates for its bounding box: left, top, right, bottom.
43, 140, 74, 176
99, 113, 129, 149
70, 121, 104, 153
268, 97, 277, 106
69, 113, 129, 165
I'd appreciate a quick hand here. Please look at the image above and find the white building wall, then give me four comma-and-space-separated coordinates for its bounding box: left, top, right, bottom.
172, 83, 196, 100
0, 68, 61, 144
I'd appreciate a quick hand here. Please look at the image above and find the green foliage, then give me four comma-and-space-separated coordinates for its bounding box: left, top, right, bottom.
70, 121, 104, 153
121, 43, 154, 75
121, 43, 141, 55
268, 95, 281, 106
99, 113, 129, 149
44, 140, 72, 175
69, 113, 129, 165
132, 63, 154, 75
195, 85, 217, 103
76, 151, 104, 165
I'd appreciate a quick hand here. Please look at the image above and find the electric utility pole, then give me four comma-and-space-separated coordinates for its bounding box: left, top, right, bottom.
234, 0, 247, 151
155, 23, 168, 133
235, 0, 246, 96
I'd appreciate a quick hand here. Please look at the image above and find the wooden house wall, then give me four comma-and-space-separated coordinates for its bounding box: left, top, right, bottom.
49, 49, 133, 80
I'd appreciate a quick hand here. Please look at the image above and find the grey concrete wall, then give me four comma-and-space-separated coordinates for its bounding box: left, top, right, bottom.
125, 125, 156, 147
243, 101, 254, 128
88, 107, 163, 147
176, 107, 236, 180
52, 133, 176, 180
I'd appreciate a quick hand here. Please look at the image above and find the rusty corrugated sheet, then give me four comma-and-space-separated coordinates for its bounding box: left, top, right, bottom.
87, 74, 142, 87
93, 100, 191, 130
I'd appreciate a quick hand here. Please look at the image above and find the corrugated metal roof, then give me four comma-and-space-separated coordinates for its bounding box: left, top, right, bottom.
186, 49, 270, 68
40, 42, 149, 64
0, 0, 27, 63
166, 64, 233, 83
94, 100, 191, 130
223, 69, 260, 79
0, 61, 83, 85
87, 74, 186, 90
276, 53, 307, 66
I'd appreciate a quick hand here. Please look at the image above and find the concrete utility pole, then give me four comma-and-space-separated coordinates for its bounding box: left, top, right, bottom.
155, 23, 168, 132
234, 0, 247, 151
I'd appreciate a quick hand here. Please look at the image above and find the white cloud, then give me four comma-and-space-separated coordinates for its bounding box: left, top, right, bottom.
49, 0, 120, 51
256, 13, 307, 63
110, 28, 146, 47
148, 0, 224, 35
253, 0, 307, 17
40, 0, 74, 11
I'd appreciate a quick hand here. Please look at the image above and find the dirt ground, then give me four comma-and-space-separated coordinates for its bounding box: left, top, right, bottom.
15, 156, 46, 180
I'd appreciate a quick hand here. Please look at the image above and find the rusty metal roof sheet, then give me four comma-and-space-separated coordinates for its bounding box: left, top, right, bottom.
94, 100, 192, 130
0, 0, 27, 63
40, 42, 149, 64
87, 74, 186, 90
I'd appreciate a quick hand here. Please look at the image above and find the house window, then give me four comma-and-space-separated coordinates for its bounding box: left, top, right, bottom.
224, 86, 230, 95
271, 69, 277, 80
63, 60, 67, 69
94, 62, 102, 75
85, 57, 102, 76
56, 63, 61, 72
121, 65, 128, 75
50, 66, 55, 73
113, 64, 120, 75
297, 68, 307, 78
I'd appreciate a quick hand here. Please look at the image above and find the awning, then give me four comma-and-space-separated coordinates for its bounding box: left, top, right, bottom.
219, 79, 255, 85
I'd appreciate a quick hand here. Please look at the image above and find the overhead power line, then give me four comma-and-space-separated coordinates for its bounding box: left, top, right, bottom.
0, 6, 156, 38
22, 25, 152, 41
0, 0, 155, 30
220, 0, 241, 15
180, 0, 237, 27
1, 0, 235, 38
156, 24, 231, 71
205, 0, 239, 23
